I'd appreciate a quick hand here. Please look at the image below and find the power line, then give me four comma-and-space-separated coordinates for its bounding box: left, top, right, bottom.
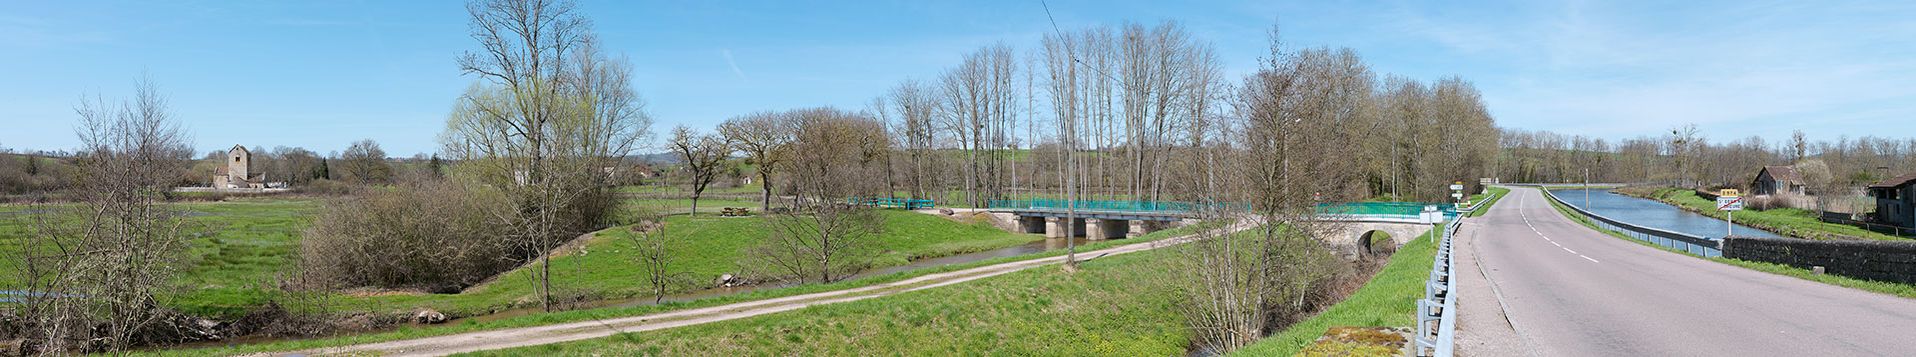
1037, 0, 1126, 87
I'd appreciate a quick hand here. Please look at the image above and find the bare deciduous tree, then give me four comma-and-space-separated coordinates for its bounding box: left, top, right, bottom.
12, 78, 196, 354
746, 108, 887, 283
668, 126, 731, 216
887, 80, 939, 200
439, 0, 651, 311
337, 139, 392, 184
718, 112, 793, 212
1173, 26, 1366, 354
620, 211, 684, 303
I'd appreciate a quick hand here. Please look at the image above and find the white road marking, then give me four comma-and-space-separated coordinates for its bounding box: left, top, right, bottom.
1516, 189, 1598, 264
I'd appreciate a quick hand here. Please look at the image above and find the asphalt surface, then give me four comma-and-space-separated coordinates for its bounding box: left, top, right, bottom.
1454, 186, 1916, 357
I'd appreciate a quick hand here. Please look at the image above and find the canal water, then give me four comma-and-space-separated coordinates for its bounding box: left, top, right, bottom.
1548, 188, 1784, 240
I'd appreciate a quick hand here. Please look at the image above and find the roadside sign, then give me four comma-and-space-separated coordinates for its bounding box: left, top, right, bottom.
1716, 196, 1744, 211
1451, 192, 1464, 199
1719, 189, 1741, 197
1450, 183, 1465, 190
1718, 194, 1745, 238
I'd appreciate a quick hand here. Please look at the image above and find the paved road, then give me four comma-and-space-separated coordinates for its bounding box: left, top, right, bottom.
1454, 186, 1916, 356
254, 221, 1253, 357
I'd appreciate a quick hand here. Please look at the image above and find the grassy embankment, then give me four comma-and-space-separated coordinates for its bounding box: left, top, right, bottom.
1465, 186, 1510, 218
157, 222, 1217, 356
1541, 190, 1916, 299
1233, 227, 1448, 356
1621, 186, 1907, 241
1231, 187, 1502, 356
464, 226, 1232, 356
342, 209, 1042, 317
467, 217, 1442, 357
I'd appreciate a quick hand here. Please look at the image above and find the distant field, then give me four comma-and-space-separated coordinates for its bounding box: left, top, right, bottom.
0, 198, 320, 318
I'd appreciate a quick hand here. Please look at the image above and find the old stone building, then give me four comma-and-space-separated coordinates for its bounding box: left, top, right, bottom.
212, 145, 266, 189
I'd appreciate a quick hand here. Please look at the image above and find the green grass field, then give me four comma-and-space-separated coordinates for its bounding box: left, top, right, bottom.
462, 231, 1209, 356
333, 208, 1042, 318
4, 197, 1039, 322
1627, 187, 1907, 241
0, 198, 320, 318
151, 220, 1218, 356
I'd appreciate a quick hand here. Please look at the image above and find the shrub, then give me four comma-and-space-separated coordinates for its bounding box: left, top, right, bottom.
295, 178, 357, 196
296, 178, 518, 293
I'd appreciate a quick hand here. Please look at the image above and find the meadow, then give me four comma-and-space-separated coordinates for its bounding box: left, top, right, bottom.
0, 198, 319, 318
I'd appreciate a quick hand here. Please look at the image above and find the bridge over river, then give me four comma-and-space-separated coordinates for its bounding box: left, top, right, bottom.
987, 199, 1461, 257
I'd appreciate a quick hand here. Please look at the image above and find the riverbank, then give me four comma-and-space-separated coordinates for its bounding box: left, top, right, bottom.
1233, 222, 1443, 356
1616, 186, 1908, 241
1466, 187, 1510, 218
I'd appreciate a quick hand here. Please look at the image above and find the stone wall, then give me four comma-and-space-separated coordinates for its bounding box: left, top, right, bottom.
1722, 236, 1916, 284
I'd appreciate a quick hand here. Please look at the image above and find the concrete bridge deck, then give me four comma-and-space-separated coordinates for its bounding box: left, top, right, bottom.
986, 199, 1454, 256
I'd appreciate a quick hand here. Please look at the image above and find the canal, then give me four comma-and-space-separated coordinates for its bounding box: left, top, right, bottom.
1548, 188, 1784, 240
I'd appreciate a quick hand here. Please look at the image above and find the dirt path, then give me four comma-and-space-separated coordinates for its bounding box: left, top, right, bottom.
261, 221, 1249, 357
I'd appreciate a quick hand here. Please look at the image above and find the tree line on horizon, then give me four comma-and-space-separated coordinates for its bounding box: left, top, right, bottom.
1500, 126, 1916, 193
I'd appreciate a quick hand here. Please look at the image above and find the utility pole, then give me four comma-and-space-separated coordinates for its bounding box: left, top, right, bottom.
1584, 168, 1590, 209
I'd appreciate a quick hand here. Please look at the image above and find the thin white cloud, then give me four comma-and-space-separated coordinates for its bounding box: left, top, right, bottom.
722, 49, 748, 81
0, 15, 110, 48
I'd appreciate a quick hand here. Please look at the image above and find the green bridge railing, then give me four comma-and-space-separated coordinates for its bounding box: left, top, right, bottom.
847, 197, 936, 210
985, 199, 1458, 218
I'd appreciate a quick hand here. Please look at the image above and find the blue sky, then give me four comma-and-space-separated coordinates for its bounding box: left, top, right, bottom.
3, 0, 1914, 156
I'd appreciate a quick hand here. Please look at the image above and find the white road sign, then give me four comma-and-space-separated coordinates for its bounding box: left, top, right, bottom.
1716, 196, 1744, 211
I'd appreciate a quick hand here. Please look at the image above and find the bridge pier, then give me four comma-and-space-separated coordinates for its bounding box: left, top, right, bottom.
1128, 220, 1168, 238
1045, 217, 1087, 238
1017, 216, 1047, 234
1087, 218, 1129, 240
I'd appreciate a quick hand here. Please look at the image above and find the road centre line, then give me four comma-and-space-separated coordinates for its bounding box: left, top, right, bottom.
1516, 190, 1598, 264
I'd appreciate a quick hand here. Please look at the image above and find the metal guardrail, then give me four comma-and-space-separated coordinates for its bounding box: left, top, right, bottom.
1457, 191, 1499, 214
1540, 188, 1722, 257
1416, 216, 1462, 357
